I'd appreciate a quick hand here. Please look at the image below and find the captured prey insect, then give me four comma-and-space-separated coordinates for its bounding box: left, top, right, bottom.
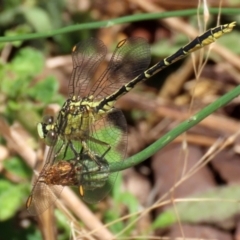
26, 22, 236, 215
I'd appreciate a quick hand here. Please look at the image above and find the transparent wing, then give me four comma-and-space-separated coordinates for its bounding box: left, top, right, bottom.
26, 140, 67, 215
89, 37, 151, 99
26, 181, 63, 216
69, 38, 107, 99
81, 109, 127, 203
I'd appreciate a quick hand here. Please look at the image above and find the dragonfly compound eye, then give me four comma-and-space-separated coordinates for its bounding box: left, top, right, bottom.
43, 115, 54, 124
45, 130, 57, 146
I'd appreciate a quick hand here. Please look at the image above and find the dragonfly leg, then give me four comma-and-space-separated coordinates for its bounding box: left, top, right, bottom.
81, 136, 111, 170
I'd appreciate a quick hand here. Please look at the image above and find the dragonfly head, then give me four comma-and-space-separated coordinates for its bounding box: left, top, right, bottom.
37, 116, 57, 146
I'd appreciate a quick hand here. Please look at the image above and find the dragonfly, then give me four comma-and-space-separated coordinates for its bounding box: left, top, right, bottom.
26, 22, 236, 215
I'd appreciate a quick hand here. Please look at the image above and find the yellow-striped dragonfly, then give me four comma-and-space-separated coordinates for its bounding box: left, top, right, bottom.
26, 22, 236, 215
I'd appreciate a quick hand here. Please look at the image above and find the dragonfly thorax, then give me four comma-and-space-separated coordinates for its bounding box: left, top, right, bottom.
57, 97, 100, 141
37, 97, 100, 144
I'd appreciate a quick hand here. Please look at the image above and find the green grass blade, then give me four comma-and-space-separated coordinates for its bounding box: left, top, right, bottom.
110, 85, 240, 172
0, 8, 239, 42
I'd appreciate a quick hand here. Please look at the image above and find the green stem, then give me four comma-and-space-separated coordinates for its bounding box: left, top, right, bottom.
0, 8, 238, 42
110, 85, 240, 172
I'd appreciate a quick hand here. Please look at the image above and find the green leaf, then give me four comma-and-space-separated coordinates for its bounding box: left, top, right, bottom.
120, 192, 139, 214
105, 173, 139, 234
54, 209, 71, 240
7, 100, 21, 110
104, 209, 124, 233
0, 180, 29, 220
21, 7, 53, 32
152, 210, 177, 229
1, 47, 46, 101
25, 230, 42, 240
3, 157, 31, 179
11, 47, 44, 76
27, 76, 59, 103
111, 172, 123, 200
0, 7, 19, 26
152, 185, 240, 229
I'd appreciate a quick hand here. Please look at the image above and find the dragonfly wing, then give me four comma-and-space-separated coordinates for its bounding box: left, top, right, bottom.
26, 181, 63, 216
27, 137, 70, 215
90, 37, 151, 99
69, 38, 107, 98
81, 108, 127, 203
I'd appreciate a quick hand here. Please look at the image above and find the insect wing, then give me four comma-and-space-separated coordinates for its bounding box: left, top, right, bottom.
81, 109, 127, 203
69, 38, 107, 99
26, 180, 63, 216
90, 37, 151, 99
26, 141, 67, 215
